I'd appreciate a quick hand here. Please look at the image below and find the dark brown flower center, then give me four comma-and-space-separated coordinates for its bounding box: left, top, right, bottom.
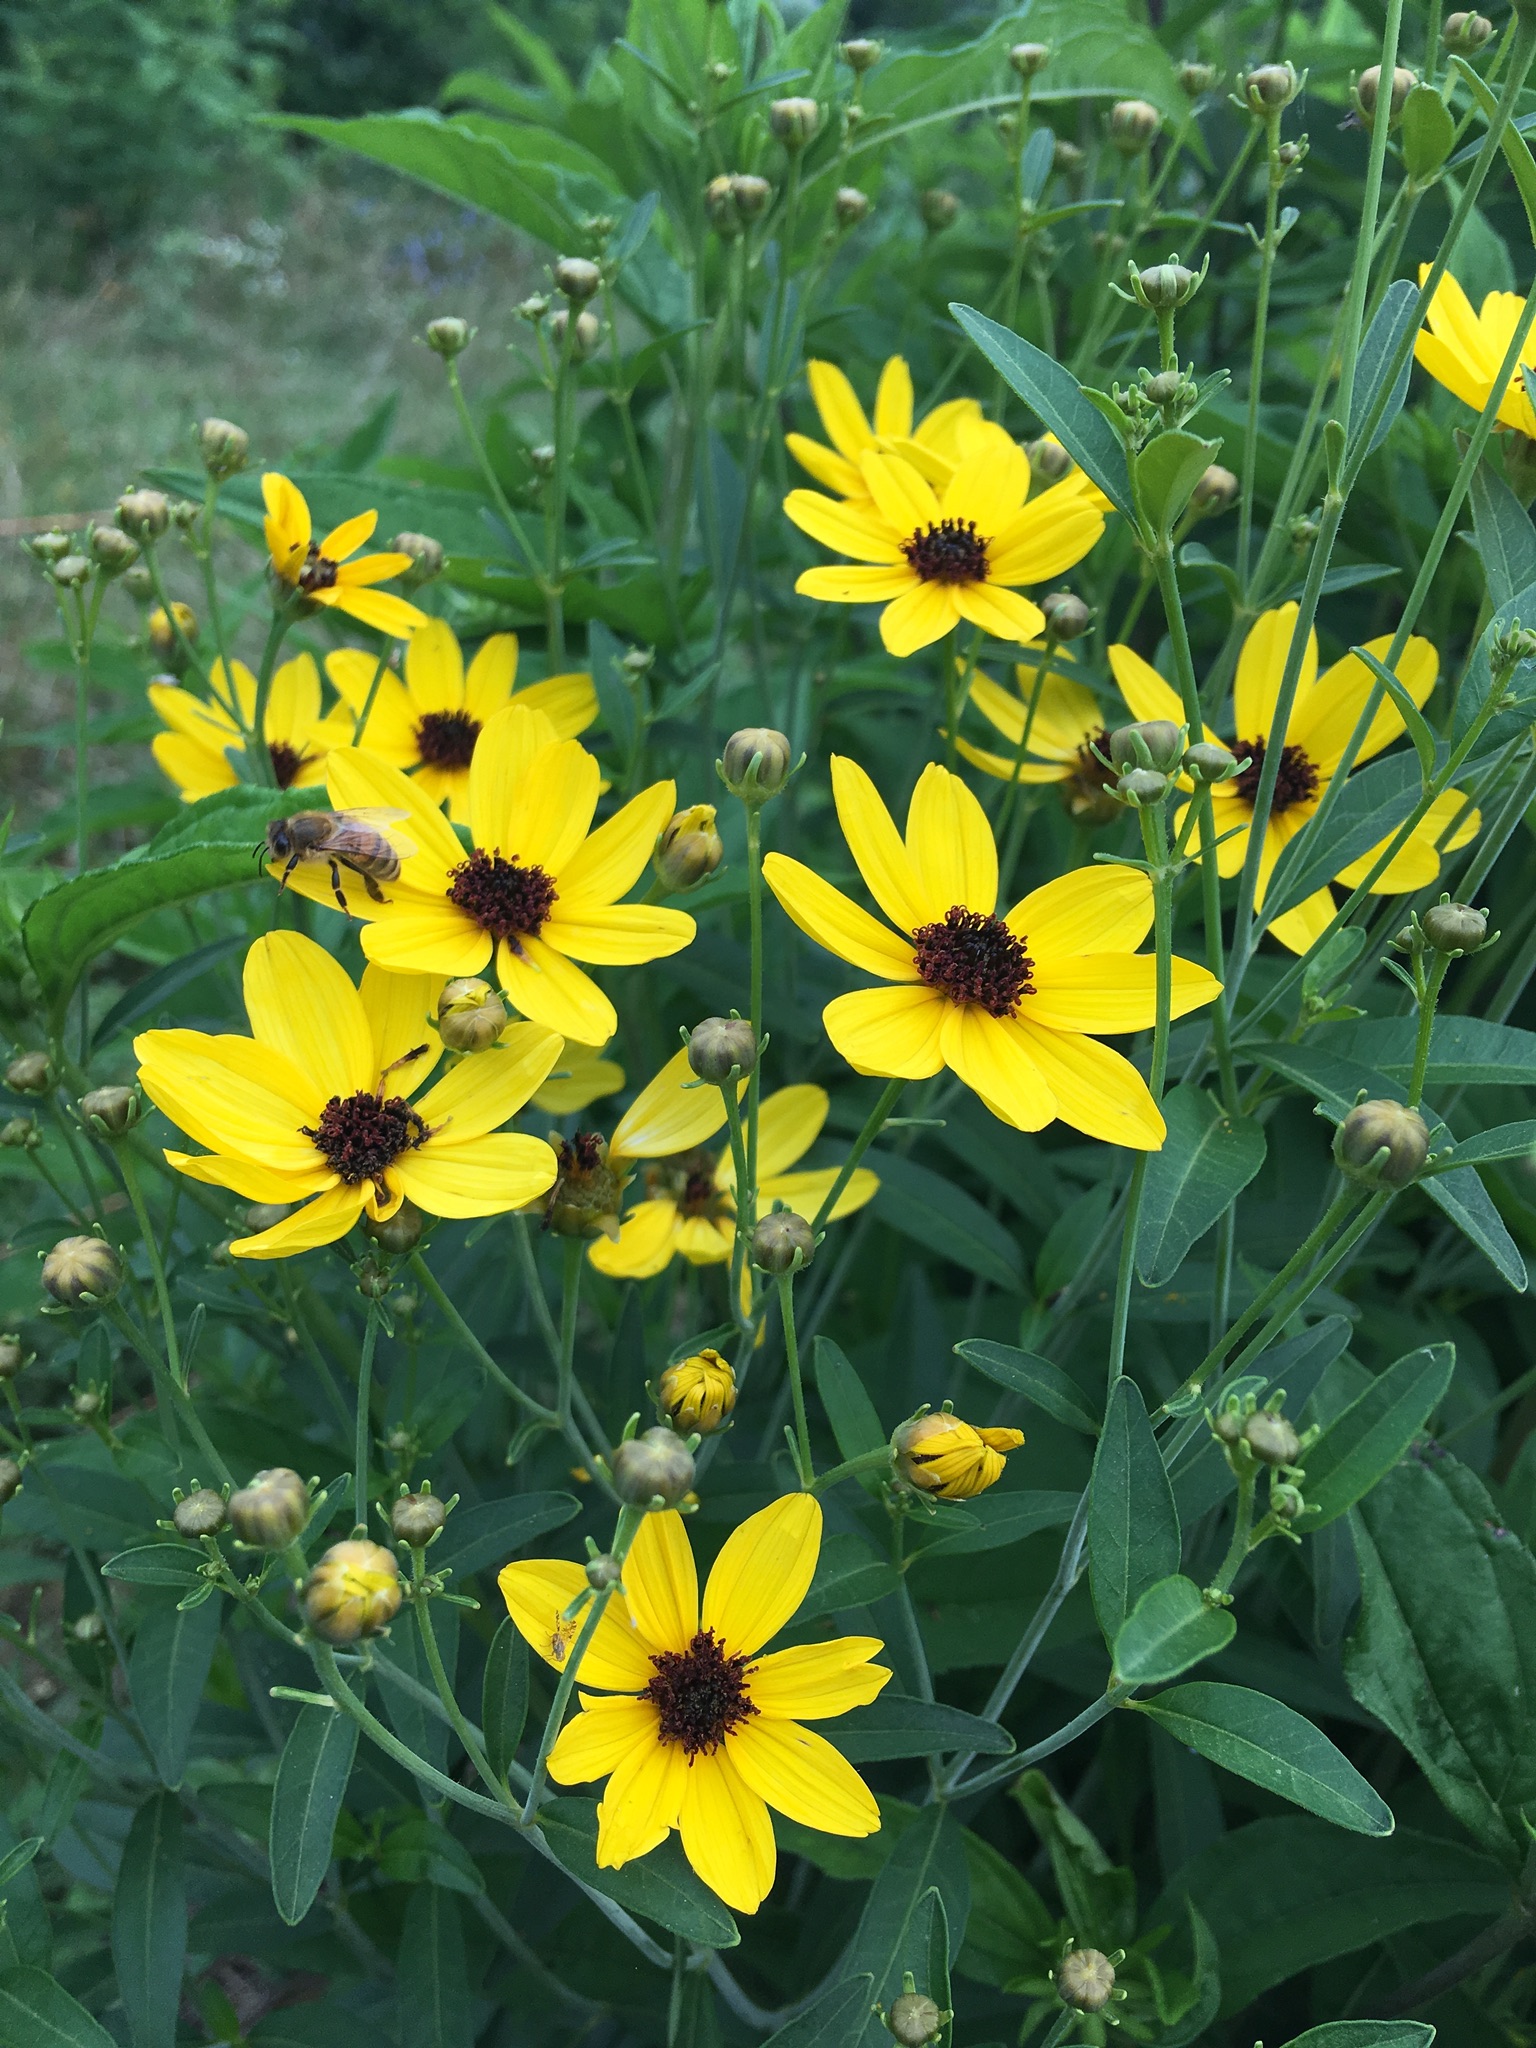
267, 740, 309, 790
913, 905, 1035, 1018
646, 1149, 728, 1219
447, 849, 558, 951
297, 542, 339, 594
641, 1628, 757, 1757
1234, 736, 1319, 812
301, 1091, 428, 1183
901, 518, 989, 585
1058, 728, 1120, 823
416, 709, 482, 771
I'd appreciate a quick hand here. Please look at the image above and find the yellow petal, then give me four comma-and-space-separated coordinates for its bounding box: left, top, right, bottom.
940, 424, 1029, 534
359, 905, 493, 979
860, 449, 940, 534
1267, 886, 1338, 955
873, 355, 914, 440
263, 653, 322, 742
1009, 1020, 1166, 1149
747, 1638, 891, 1720
262, 472, 310, 577
1296, 634, 1438, 772
153, 730, 239, 802
953, 734, 1065, 785
1024, 954, 1222, 1033
595, 1734, 686, 1868
748, 1084, 828, 1184
953, 584, 1046, 643
325, 743, 465, 880
414, 1022, 562, 1135
783, 489, 905, 562
503, 734, 603, 875
467, 701, 559, 854
940, 1004, 1055, 1131
986, 490, 1105, 584
758, 1164, 879, 1225
546, 901, 695, 968
807, 359, 875, 463
1234, 603, 1314, 744
555, 780, 678, 905
703, 1493, 821, 1656
513, 669, 596, 738
1006, 865, 1153, 958
823, 985, 948, 1079
548, 1694, 660, 1785
497, 1557, 657, 1691
785, 431, 863, 496
230, 1183, 365, 1258
588, 1198, 684, 1279
1108, 644, 1189, 729
320, 509, 378, 562
499, 936, 616, 1045
533, 1044, 624, 1115
678, 1750, 777, 1915
329, 586, 429, 639
905, 761, 998, 916
797, 564, 918, 603
392, 1133, 558, 1217
726, 1716, 880, 1836
761, 854, 920, 981
243, 931, 374, 1102
676, 1214, 733, 1265
403, 617, 465, 713
359, 963, 439, 1095
879, 578, 960, 656
830, 754, 938, 931
164, 1149, 332, 1203
623, 1511, 699, 1655
608, 1046, 731, 1162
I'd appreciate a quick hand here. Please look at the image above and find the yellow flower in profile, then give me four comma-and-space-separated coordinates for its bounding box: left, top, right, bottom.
326, 620, 597, 825
763, 758, 1220, 1148
499, 1495, 889, 1914
1109, 605, 1479, 954
784, 424, 1104, 656
895, 1410, 1024, 1500
952, 648, 1120, 819
280, 705, 694, 1046
261, 473, 428, 639
149, 655, 335, 801
786, 355, 985, 496
586, 1049, 878, 1280
1414, 267, 1536, 438
135, 931, 561, 1258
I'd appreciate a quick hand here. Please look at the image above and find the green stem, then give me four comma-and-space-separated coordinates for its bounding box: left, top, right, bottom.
889, 1516, 934, 1704
411, 1549, 516, 1808
354, 1301, 379, 1532
720, 1083, 752, 1330
118, 1148, 182, 1393
522, 1505, 643, 1822
104, 1300, 231, 1485
350, 645, 392, 745
509, 1212, 563, 1367
1238, 112, 1284, 592
557, 1237, 583, 1426
807, 1445, 895, 1495
1407, 952, 1451, 1109
743, 804, 766, 1311
248, 606, 296, 785
408, 1252, 555, 1424
444, 360, 540, 574
810, 1076, 906, 1233
775, 1270, 812, 1485
1210, 1466, 1257, 1597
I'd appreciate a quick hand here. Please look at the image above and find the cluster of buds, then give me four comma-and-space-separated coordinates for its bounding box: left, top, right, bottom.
653, 804, 723, 893
705, 173, 773, 238
1353, 64, 1416, 130
877, 1973, 952, 2045
719, 726, 797, 806
1333, 1096, 1431, 1189
654, 1347, 737, 1435
1211, 1391, 1316, 1538
1100, 720, 1245, 810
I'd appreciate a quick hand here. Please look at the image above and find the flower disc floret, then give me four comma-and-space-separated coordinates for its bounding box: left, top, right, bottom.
1234, 735, 1319, 811
302, 1092, 429, 1184
447, 849, 559, 952
902, 518, 989, 584
913, 908, 1034, 1016
643, 1628, 757, 1754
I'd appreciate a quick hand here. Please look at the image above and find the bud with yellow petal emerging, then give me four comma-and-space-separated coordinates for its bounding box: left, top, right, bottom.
437, 977, 507, 1054
653, 804, 723, 893
656, 1348, 737, 1435
894, 1408, 1024, 1500
304, 1539, 402, 1643
227, 1467, 310, 1549
148, 602, 199, 675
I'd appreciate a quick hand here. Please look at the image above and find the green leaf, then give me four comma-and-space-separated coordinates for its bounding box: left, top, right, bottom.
0, 1842, 40, 1893
1322, 1013, 1536, 1086
1433, 1118, 1536, 1168
1166, 1816, 1507, 2015
1089, 1378, 1180, 1642
0, 1813, 50, 1971
0, 1968, 115, 2048
538, 1797, 739, 1948
955, 1831, 1054, 1988
831, 1694, 1013, 1763
398, 1885, 473, 2048
1469, 453, 1536, 609
269, 1704, 359, 1927
101, 1544, 207, 1589
1349, 648, 1436, 782
1427, 1162, 1528, 1291
377, 1815, 485, 1897
868, 1154, 1025, 1292
812, 1337, 888, 1490
1454, 54, 1536, 245
840, 1805, 970, 2047
953, 1339, 1099, 1434
1134, 431, 1223, 536
1346, 278, 1419, 470
1132, 1683, 1394, 1835
126, 1588, 222, 1789
913, 1491, 1080, 1558
760, 1976, 875, 2048
1264, 752, 1420, 918
1400, 83, 1457, 178
803, 1531, 901, 1616
948, 305, 1133, 514
1281, 2028, 1436, 2048
1112, 1575, 1236, 1686
1134, 1084, 1267, 1285
380, 1603, 459, 1775
111, 1793, 184, 2048
1014, 1771, 1135, 1950
1345, 1447, 1536, 1864
431, 1491, 582, 1580
481, 1619, 528, 1785
1303, 1343, 1456, 1529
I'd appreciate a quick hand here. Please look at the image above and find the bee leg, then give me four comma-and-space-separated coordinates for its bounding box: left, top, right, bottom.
328, 861, 350, 916
280, 854, 300, 895
362, 872, 387, 904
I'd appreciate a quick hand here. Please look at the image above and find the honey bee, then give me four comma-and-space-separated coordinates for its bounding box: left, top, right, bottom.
264, 809, 416, 914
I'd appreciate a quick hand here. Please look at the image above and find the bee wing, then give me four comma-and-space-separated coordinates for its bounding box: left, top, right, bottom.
335, 807, 417, 858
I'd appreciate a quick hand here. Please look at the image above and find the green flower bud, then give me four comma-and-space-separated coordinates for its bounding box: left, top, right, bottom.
918, 188, 959, 232
78, 1086, 139, 1137
0, 1456, 22, 1506
116, 490, 170, 541
0, 1335, 24, 1378
1110, 99, 1162, 154
1179, 61, 1218, 96
1184, 740, 1239, 783
1444, 11, 1494, 51
586, 1551, 625, 1590
197, 417, 249, 480
1191, 463, 1240, 512
1420, 902, 1488, 954
769, 97, 822, 148
1355, 64, 1415, 128
1134, 258, 1202, 310
244, 1202, 291, 1234
174, 1488, 227, 1538
1058, 1948, 1117, 2013
1244, 1410, 1301, 1467
42, 1235, 122, 1306
366, 1201, 425, 1255
1041, 590, 1091, 640
1117, 766, 1172, 807
720, 727, 793, 802
611, 1426, 696, 1509
6, 1052, 53, 1095
886, 1992, 946, 2046
227, 1467, 310, 1549
25, 530, 73, 564
51, 554, 92, 589
391, 1489, 447, 1547
304, 1539, 402, 1643
425, 317, 473, 359
834, 185, 872, 227
688, 1016, 757, 1084
355, 1256, 392, 1300
1027, 436, 1074, 485
549, 308, 601, 359
89, 526, 139, 576
1334, 1098, 1430, 1188
1110, 720, 1183, 772
1009, 42, 1050, 77
0, 1118, 38, 1150
555, 256, 603, 302
731, 173, 772, 219
1243, 61, 1300, 112
840, 37, 884, 72
392, 532, 444, 587
705, 175, 743, 235
1053, 139, 1085, 176
753, 1210, 814, 1275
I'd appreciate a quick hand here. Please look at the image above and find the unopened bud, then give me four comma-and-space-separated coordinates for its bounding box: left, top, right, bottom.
720, 726, 793, 802
367, 1201, 424, 1255
918, 188, 959, 232
392, 532, 444, 587
1212, 1406, 1245, 1445
174, 1488, 227, 1538
355, 1256, 392, 1300
769, 97, 822, 148
197, 417, 250, 480
1041, 591, 1091, 641
753, 1210, 814, 1275
71, 1610, 106, 1644
586, 1551, 624, 1589
1059, 1948, 1117, 2014
148, 603, 199, 672
516, 294, 550, 324
834, 185, 871, 227
0, 1456, 21, 1507
227, 1467, 310, 1548
1491, 622, 1536, 670
554, 256, 603, 302
688, 1016, 757, 1085
7, 1052, 53, 1095
0, 1336, 23, 1378
391, 1489, 447, 1547
1053, 139, 1085, 176
1420, 901, 1488, 954
116, 490, 170, 541
654, 805, 723, 893
244, 1202, 290, 1234
1135, 259, 1201, 310
731, 173, 772, 219
1027, 436, 1074, 485
1355, 64, 1415, 127
1110, 100, 1162, 154
705, 175, 742, 235
1444, 10, 1494, 51
545, 1132, 625, 1240
886, 1993, 946, 2046
706, 60, 732, 85
89, 526, 139, 576
1271, 1480, 1306, 1521
1117, 766, 1171, 807
1110, 720, 1183, 772
611, 1426, 696, 1509
0, 1118, 38, 1150
841, 37, 883, 72
1179, 60, 1217, 96
1009, 42, 1050, 77
1243, 61, 1300, 112
1290, 514, 1320, 551
549, 308, 601, 359
51, 555, 92, 589
1191, 463, 1239, 512
1334, 1098, 1430, 1188
1277, 138, 1307, 173
121, 564, 154, 601
78, 1086, 138, 1137
657, 1348, 737, 1435
425, 316, 473, 359
71, 1387, 103, 1421
25, 530, 73, 564
1143, 369, 1186, 406
304, 1539, 402, 1643
1244, 1410, 1301, 1467
1184, 740, 1238, 783
42, 1235, 122, 1307
437, 977, 507, 1054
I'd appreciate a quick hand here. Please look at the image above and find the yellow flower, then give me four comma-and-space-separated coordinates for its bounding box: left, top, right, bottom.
656, 1347, 737, 1434
762, 758, 1221, 1148
1109, 605, 1480, 954
261, 473, 429, 639
786, 354, 986, 497
134, 931, 561, 1258
1414, 267, 1536, 438
586, 1048, 878, 1280
279, 704, 695, 1046
326, 619, 597, 825
498, 1494, 888, 1913
895, 1410, 1024, 1499
784, 424, 1104, 656
952, 648, 1120, 819
149, 655, 335, 802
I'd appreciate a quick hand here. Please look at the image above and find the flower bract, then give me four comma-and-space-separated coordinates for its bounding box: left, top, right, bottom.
498, 1494, 889, 1913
